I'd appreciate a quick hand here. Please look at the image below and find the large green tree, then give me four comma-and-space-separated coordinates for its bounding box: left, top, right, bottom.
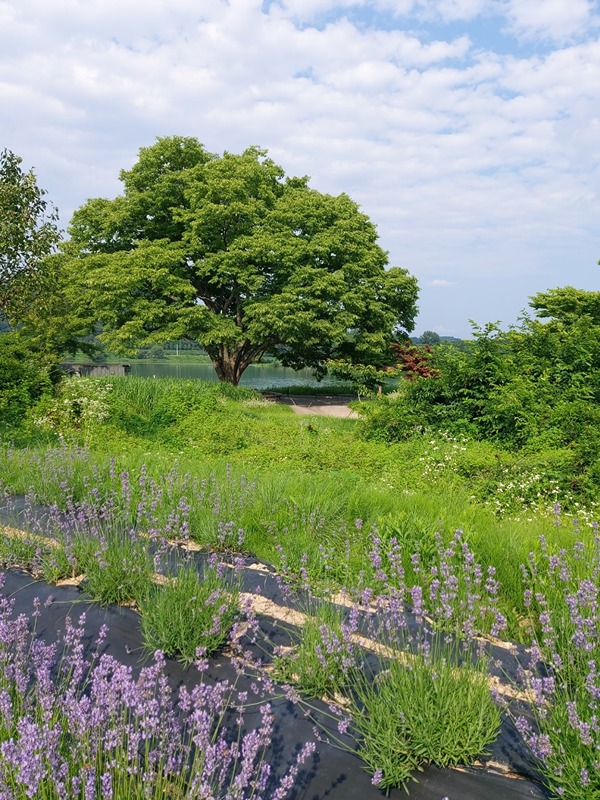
529, 285, 600, 325
0, 149, 61, 321
64, 136, 419, 384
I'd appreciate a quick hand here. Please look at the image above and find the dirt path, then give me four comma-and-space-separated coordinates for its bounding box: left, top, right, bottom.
274, 394, 359, 419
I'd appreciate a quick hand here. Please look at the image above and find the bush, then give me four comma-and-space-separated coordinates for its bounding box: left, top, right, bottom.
357, 390, 427, 442
352, 645, 501, 791
139, 562, 240, 664
31, 377, 112, 444
0, 333, 54, 430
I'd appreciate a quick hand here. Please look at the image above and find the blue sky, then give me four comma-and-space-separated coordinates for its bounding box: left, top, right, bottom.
1, 0, 599, 337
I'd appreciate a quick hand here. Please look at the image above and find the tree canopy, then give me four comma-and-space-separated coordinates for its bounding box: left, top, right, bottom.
64, 136, 419, 384
529, 286, 600, 325
0, 149, 60, 321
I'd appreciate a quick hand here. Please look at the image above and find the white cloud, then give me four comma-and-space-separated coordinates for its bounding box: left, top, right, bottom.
503, 0, 597, 42
411, 0, 495, 22
276, 0, 492, 23
0, 0, 599, 335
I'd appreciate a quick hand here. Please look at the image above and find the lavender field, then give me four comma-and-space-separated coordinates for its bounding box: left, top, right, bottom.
0, 405, 598, 798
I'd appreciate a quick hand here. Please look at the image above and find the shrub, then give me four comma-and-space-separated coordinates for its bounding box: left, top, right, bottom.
0, 332, 54, 430
352, 644, 501, 791
32, 377, 112, 444
139, 562, 240, 664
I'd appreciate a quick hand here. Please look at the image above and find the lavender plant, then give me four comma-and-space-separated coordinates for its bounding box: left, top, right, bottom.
0, 442, 98, 504
350, 641, 501, 792
139, 560, 241, 664
74, 527, 155, 606
0, 526, 71, 584
274, 540, 502, 794
0, 576, 315, 799
273, 601, 359, 698
40, 469, 178, 606
515, 526, 600, 798
406, 530, 507, 640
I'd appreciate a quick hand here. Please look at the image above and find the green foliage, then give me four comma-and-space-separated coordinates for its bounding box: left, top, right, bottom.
352, 646, 501, 791
0, 527, 42, 573
0, 333, 55, 429
0, 152, 98, 397
63, 137, 419, 384
326, 360, 389, 397
273, 603, 357, 698
31, 377, 112, 444
357, 296, 600, 506
139, 563, 240, 664
74, 529, 154, 606
356, 392, 426, 442
419, 330, 441, 346
529, 285, 600, 325
0, 150, 60, 320
102, 377, 256, 440
0, 526, 71, 583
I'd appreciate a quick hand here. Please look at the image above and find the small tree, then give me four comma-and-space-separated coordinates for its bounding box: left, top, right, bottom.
419, 330, 441, 346
327, 360, 391, 397
391, 340, 438, 380
328, 340, 438, 396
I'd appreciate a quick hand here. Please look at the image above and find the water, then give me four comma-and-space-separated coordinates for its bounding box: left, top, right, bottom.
129, 361, 345, 390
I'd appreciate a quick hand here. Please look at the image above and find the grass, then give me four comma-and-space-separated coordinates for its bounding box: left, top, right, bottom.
1, 375, 596, 635
260, 383, 356, 395
2, 374, 600, 796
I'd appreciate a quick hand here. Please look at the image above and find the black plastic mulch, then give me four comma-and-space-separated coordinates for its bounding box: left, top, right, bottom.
0, 498, 550, 800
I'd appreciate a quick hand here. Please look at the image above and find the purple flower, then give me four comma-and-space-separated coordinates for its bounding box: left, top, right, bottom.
371, 768, 383, 786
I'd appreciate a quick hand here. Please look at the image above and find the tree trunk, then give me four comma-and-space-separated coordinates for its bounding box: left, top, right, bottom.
210, 351, 242, 385
205, 342, 267, 385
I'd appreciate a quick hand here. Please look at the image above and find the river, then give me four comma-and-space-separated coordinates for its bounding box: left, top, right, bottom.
128, 361, 346, 391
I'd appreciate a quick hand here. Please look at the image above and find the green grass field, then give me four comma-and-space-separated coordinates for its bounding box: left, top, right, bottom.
2, 376, 596, 637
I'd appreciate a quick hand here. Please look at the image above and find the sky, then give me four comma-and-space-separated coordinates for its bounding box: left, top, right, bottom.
1, 0, 599, 337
